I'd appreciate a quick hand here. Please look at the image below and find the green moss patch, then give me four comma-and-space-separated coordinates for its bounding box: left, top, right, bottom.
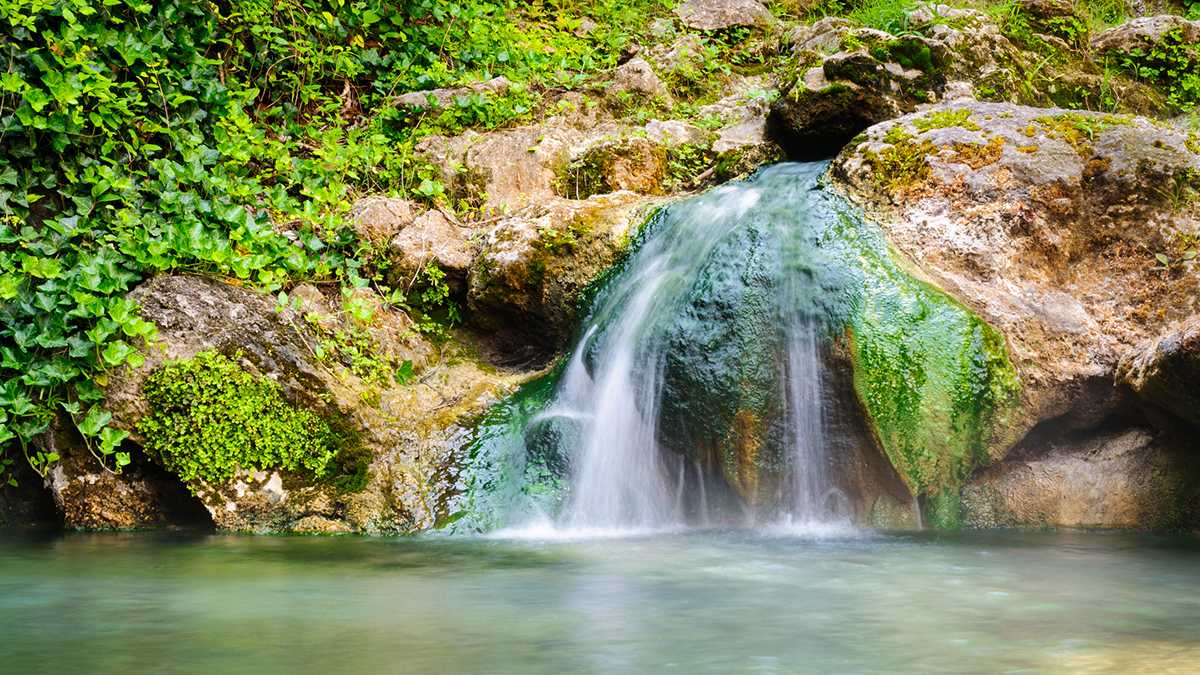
821, 202, 1021, 501
138, 351, 367, 491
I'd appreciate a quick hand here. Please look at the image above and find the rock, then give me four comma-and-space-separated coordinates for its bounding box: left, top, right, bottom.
39, 417, 210, 530
387, 208, 475, 292
1119, 316, 1200, 428
673, 0, 774, 31
643, 119, 706, 145
609, 57, 672, 104
962, 428, 1200, 529
770, 26, 950, 155
1015, 0, 1084, 41
46, 274, 525, 533
350, 197, 418, 248
468, 192, 656, 357
1092, 15, 1200, 55
831, 100, 1200, 513
556, 120, 715, 199
415, 101, 608, 213
396, 76, 512, 111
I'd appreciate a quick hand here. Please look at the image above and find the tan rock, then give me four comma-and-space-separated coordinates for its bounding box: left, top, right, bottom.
349, 196, 418, 248
674, 0, 774, 31
388, 208, 475, 290
962, 428, 1200, 529
832, 100, 1200, 463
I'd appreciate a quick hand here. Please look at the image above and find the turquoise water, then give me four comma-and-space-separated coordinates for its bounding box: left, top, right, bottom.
3, 529, 1199, 673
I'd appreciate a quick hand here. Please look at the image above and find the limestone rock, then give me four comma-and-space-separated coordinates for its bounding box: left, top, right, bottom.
40, 418, 208, 530
673, 0, 774, 31
831, 100, 1200, 512
468, 192, 656, 355
1092, 15, 1200, 55
609, 57, 672, 104
962, 428, 1200, 529
387, 208, 475, 292
350, 197, 418, 248
45, 274, 523, 533
1119, 316, 1200, 428
396, 76, 512, 111
415, 103, 605, 213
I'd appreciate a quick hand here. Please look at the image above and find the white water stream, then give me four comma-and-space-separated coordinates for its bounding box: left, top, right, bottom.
508, 163, 852, 535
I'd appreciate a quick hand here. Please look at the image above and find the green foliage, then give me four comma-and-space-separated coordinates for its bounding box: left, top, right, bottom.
804, 0, 916, 33
2, 0, 669, 482
1110, 28, 1200, 111
137, 350, 362, 488
912, 108, 980, 131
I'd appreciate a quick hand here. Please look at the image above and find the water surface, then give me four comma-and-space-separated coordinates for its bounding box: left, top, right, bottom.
3, 529, 1199, 673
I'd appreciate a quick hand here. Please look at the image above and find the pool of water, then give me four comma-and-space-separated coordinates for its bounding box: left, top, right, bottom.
2, 528, 1199, 673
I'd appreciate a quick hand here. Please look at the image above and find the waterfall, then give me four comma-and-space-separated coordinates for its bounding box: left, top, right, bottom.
508, 162, 851, 534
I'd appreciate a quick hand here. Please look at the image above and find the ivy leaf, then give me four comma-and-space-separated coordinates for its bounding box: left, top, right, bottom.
77, 406, 112, 437
101, 340, 134, 367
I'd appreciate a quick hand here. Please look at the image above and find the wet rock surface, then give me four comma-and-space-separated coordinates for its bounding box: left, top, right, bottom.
962, 426, 1200, 530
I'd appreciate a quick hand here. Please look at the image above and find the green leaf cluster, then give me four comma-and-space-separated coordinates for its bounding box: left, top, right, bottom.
137, 350, 351, 487
1111, 28, 1200, 112
1, 0, 673, 483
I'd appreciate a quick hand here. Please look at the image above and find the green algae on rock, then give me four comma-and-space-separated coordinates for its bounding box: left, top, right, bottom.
817, 194, 1022, 503
442, 365, 569, 533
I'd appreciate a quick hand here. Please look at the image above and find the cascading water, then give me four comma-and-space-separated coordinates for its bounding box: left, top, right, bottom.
508, 161, 852, 533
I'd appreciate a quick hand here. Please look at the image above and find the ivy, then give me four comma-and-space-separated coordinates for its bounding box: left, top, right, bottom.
1112, 28, 1200, 112
0, 0, 674, 486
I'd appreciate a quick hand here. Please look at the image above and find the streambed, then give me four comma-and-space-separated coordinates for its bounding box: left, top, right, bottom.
3, 528, 1198, 673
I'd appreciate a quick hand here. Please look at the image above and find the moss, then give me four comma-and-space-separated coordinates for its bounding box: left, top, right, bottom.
823, 205, 1022, 507
863, 137, 936, 192
441, 363, 569, 532
949, 135, 1005, 169
138, 351, 366, 490
870, 37, 936, 74
1034, 112, 1131, 158
1187, 132, 1200, 156
912, 108, 980, 132
924, 487, 965, 529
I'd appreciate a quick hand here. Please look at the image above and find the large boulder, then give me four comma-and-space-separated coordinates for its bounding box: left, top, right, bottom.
770, 10, 1026, 155
1091, 15, 1200, 55
831, 100, 1200, 520
962, 428, 1200, 529
1119, 316, 1200, 428
42, 275, 527, 532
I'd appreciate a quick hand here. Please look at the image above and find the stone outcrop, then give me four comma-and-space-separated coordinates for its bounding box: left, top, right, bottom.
962, 428, 1200, 529
1119, 316, 1200, 428
771, 10, 1026, 155
1091, 15, 1200, 55
468, 191, 658, 357
832, 100, 1200, 526
673, 0, 774, 31
42, 275, 527, 533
